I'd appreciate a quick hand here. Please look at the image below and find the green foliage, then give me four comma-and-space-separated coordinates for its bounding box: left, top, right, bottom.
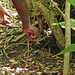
60, 18, 75, 29
52, 44, 75, 58
53, 18, 75, 30
36, 1, 59, 27
31, 0, 36, 8
67, 0, 75, 7
40, 0, 49, 7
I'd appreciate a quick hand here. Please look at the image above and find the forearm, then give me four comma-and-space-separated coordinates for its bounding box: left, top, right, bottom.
12, 0, 30, 28
0, 6, 3, 10
0, 6, 4, 13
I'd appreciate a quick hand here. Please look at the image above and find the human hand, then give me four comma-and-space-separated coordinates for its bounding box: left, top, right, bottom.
0, 6, 12, 26
23, 25, 38, 41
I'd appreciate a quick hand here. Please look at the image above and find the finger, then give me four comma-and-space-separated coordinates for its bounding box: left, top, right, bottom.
23, 30, 30, 38
6, 23, 12, 27
5, 19, 13, 27
29, 37, 33, 41
23, 27, 38, 41
30, 32, 37, 39
5, 10, 12, 18
28, 29, 37, 38
24, 30, 35, 41
29, 32, 37, 41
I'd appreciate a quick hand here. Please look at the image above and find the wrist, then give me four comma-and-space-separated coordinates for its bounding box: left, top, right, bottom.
22, 24, 30, 29
22, 18, 30, 28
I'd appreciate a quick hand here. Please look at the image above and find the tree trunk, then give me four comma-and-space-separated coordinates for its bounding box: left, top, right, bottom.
63, 1, 71, 75
36, 2, 65, 50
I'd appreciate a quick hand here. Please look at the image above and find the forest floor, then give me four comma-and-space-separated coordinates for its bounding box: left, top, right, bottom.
0, 1, 75, 75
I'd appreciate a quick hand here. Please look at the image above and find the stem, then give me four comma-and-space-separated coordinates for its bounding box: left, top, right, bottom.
63, 1, 71, 75
27, 39, 30, 57
50, 0, 65, 20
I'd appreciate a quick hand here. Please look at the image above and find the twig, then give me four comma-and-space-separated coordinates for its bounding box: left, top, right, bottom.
12, 33, 25, 42
27, 39, 29, 57
2, 43, 27, 59
2, 49, 10, 59
25, 49, 34, 57
50, 0, 65, 20
0, 24, 19, 28
5, 43, 27, 50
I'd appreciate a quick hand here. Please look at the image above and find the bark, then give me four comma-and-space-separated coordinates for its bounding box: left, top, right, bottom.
36, 2, 65, 50
63, 1, 71, 75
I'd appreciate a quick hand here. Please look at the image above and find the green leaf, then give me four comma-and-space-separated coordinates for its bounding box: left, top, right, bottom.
52, 44, 75, 58
44, 67, 49, 70
67, 0, 75, 7
53, 18, 75, 30
60, 19, 75, 28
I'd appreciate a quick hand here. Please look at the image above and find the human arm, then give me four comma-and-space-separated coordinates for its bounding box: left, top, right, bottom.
0, 6, 12, 26
12, 0, 37, 41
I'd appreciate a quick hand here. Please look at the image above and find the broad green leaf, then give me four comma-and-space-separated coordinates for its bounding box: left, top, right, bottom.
67, 0, 75, 7
60, 19, 75, 29
52, 44, 75, 58
53, 18, 75, 30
